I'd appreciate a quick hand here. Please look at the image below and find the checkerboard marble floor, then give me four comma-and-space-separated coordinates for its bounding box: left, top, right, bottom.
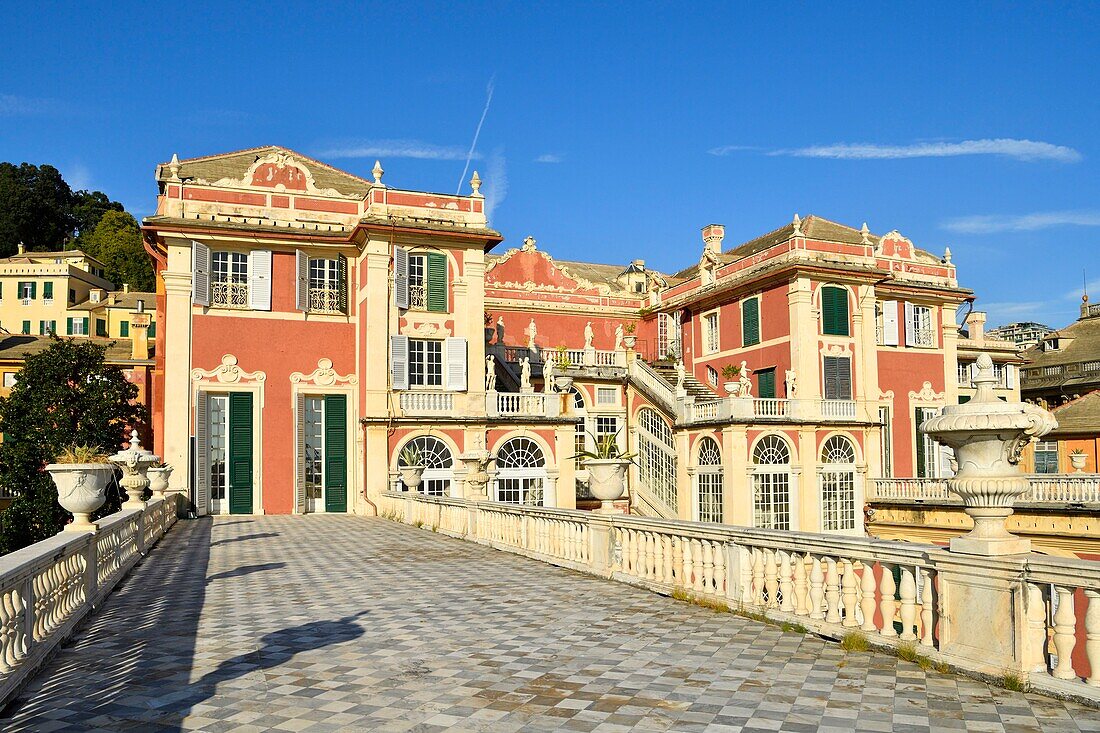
5, 515, 1098, 732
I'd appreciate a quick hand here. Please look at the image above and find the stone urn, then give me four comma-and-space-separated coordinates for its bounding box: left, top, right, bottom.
1070, 453, 1087, 473
556, 375, 574, 392
46, 462, 116, 531
724, 381, 738, 395
623, 335, 637, 349
148, 466, 174, 498
583, 459, 631, 513
921, 354, 1057, 555
459, 450, 494, 501
109, 430, 160, 509
399, 465, 425, 493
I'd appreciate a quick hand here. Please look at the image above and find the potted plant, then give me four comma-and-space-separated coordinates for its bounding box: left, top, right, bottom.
46, 445, 115, 531
623, 322, 638, 349
721, 364, 741, 395
398, 443, 426, 492
1069, 449, 1088, 473
554, 346, 574, 391
148, 463, 174, 498
573, 430, 636, 512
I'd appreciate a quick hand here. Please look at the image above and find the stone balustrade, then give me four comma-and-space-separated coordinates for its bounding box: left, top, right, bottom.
870, 475, 1100, 505
486, 391, 562, 418
0, 495, 179, 707
398, 390, 455, 416
682, 397, 870, 425
541, 347, 626, 369
379, 491, 1100, 703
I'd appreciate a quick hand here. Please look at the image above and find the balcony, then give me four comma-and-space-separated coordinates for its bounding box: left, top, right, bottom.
869, 474, 1100, 505
398, 390, 454, 416
308, 287, 342, 314
682, 397, 868, 424
486, 390, 561, 418
211, 280, 249, 309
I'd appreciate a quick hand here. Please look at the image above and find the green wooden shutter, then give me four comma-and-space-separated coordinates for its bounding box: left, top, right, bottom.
324, 394, 347, 512
426, 252, 447, 312
149, 321, 156, 337
822, 286, 850, 336
914, 408, 927, 478
65, 318, 72, 335
96, 319, 107, 337
742, 297, 760, 346
82, 318, 89, 335
29, 282, 36, 300
21, 321, 29, 335
228, 392, 253, 514
958, 395, 971, 404
43, 282, 53, 299
120, 321, 129, 337
758, 368, 776, 398
337, 254, 348, 314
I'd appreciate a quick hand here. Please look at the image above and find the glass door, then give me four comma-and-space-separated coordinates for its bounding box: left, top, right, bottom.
304, 396, 325, 512
209, 395, 229, 514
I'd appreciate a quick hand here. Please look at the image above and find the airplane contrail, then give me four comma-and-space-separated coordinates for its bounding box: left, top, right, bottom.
457, 75, 496, 194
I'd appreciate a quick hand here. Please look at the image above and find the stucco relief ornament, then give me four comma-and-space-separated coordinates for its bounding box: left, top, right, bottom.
920, 353, 1058, 556
192, 354, 267, 385
908, 382, 944, 402
290, 358, 358, 387
522, 235, 537, 252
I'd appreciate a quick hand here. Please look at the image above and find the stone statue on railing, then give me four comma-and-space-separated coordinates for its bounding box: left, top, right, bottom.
675, 360, 686, 395
921, 352, 1058, 555
485, 355, 497, 391
584, 322, 594, 349
520, 357, 532, 393
738, 361, 753, 398
543, 357, 555, 394
614, 323, 624, 351
784, 369, 797, 396
527, 318, 538, 351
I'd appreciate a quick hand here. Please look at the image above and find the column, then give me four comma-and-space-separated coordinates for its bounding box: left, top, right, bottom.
161, 242, 194, 496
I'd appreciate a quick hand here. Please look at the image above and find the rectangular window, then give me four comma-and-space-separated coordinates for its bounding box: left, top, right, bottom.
120, 321, 129, 337
823, 356, 852, 400
1034, 440, 1059, 474
408, 339, 443, 387
149, 321, 156, 338
596, 387, 618, 405
914, 407, 940, 478
905, 303, 935, 347
43, 282, 53, 304
879, 406, 892, 478
957, 362, 973, 386
595, 416, 620, 453
67, 317, 88, 336
408, 253, 447, 313
2, 373, 15, 388
757, 367, 776, 399
821, 286, 850, 336
703, 311, 719, 353
308, 257, 346, 313
38, 320, 56, 336
19, 281, 34, 304
741, 297, 760, 346
753, 472, 790, 530
96, 319, 107, 337
211, 251, 249, 308
21, 321, 30, 335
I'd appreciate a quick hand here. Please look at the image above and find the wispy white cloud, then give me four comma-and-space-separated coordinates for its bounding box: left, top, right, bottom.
458, 75, 496, 193
710, 138, 1080, 163
707, 145, 762, 156
482, 147, 508, 221
0, 93, 68, 117
534, 154, 562, 164
941, 210, 1100, 234
61, 163, 92, 191
315, 139, 474, 161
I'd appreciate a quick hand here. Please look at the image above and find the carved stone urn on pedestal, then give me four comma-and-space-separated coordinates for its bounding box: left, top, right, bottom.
459, 450, 494, 501
920, 354, 1057, 555
109, 430, 160, 509
147, 466, 174, 499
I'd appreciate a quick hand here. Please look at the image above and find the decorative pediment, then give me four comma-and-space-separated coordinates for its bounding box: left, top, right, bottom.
205, 151, 358, 199
485, 236, 615, 296
908, 382, 944, 402
879, 230, 915, 260
290, 358, 358, 387
192, 354, 266, 385
879, 389, 895, 401
819, 343, 852, 357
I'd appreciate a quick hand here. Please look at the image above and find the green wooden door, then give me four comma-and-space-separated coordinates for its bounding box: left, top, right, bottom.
757, 368, 776, 399
324, 394, 347, 512
228, 392, 254, 514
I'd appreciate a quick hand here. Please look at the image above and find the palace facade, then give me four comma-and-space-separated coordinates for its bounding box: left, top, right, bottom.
143, 146, 993, 533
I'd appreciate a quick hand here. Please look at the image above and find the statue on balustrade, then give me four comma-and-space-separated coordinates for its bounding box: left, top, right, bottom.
784, 369, 797, 396
496, 316, 505, 344
485, 355, 497, 391
520, 357, 532, 392
543, 358, 555, 394
584, 322, 594, 349
527, 318, 538, 351
675, 360, 686, 392
738, 361, 753, 397
614, 323, 624, 351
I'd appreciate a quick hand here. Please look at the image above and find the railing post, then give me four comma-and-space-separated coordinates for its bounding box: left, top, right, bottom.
588, 515, 613, 576
136, 510, 147, 556
21, 575, 35, 653
83, 535, 98, 608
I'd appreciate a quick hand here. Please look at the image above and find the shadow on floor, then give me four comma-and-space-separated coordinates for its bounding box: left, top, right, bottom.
205, 562, 286, 583
208, 532, 280, 547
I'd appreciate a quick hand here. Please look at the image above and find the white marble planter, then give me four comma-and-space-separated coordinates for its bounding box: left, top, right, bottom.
556, 375, 574, 392
399, 466, 425, 492
623, 335, 637, 349
1070, 453, 1087, 472
583, 459, 630, 512
147, 466, 174, 498
45, 463, 115, 531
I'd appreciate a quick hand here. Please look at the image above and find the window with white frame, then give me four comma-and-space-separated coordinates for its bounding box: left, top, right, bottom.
906, 303, 935, 347
820, 435, 857, 532
696, 437, 723, 523
308, 258, 343, 313
637, 408, 677, 514
879, 406, 892, 478
494, 437, 546, 505
1034, 440, 1058, 474
211, 251, 249, 308
595, 416, 620, 453
914, 407, 940, 478
398, 436, 454, 496
596, 387, 619, 406
706, 366, 718, 387
408, 339, 443, 387
753, 435, 791, 530
957, 362, 973, 386
703, 311, 720, 353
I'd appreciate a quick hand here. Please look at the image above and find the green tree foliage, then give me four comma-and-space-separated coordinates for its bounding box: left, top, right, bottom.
72, 190, 124, 244
81, 210, 155, 292
0, 163, 76, 255
0, 338, 147, 553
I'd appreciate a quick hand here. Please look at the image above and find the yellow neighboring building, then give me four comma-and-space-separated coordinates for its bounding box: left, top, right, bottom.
0, 246, 155, 339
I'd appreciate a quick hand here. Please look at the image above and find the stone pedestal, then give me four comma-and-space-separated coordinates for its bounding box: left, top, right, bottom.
109, 430, 159, 509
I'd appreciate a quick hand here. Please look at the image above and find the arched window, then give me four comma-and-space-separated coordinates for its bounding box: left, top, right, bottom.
398, 436, 454, 497
696, 437, 723, 523
636, 408, 677, 514
494, 437, 547, 505
752, 435, 792, 530
571, 387, 590, 498
820, 435, 857, 532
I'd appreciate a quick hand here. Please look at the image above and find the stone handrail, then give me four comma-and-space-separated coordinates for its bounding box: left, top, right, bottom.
681, 397, 866, 425
870, 475, 1100, 505
379, 492, 1100, 703
0, 495, 179, 707
399, 391, 455, 415
628, 359, 677, 412
486, 391, 561, 418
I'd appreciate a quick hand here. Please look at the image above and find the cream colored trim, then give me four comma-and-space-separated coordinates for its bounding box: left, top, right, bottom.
290, 365, 359, 515
191, 306, 352, 324
908, 382, 945, 403
192, 354, 267, 386
291, 358, 358, 387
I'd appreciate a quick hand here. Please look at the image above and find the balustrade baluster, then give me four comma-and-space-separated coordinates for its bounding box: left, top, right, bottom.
779, 552, 794, 613
841, 560, 858, 627
809, 556, 825, 620
1085, 589, 1100, 687
630, 530, 641, 576
703, 541, 715, 593
1025, 583, 1048, 672
824, 558, 841, 624
691, 540, 704, 592
680, 537, 692, 587
713, 542, 726, 596
764, 550, 779, 609
899, 567, 918, 641
879, 563, 897, 637
1053, 585, 1078, 680
647, 533, 658, 581
794, 554, 809, 615
860, 561, 877, 632
752, 549, 766, 606
662, 535, 673, 584
920, 570, 934, 647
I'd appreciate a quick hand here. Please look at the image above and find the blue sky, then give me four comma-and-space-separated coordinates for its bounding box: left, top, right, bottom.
2, 2, 1097, 328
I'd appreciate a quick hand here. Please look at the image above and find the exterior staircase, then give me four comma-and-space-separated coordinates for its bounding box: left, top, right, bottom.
649, 361, 717, 400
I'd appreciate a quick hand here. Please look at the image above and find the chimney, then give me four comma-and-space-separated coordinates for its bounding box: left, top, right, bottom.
130, 308, 150, 361
701, 224, 725, 255
123, 283, 130, 294
966, 310, 987, 341
16, 242, 24, 255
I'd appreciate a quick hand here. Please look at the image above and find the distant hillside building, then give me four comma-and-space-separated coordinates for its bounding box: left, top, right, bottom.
1020, 297, 1100, 409
987, 321, 1054, 349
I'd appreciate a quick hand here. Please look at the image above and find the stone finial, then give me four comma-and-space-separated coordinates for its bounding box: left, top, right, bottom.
522, 236, 537, 252
701, 224, 725, 254
470, 170, 482, 196
792, 214, 802, 236
860, 222, 871, 245
372, 160, 384, 185
943, 246, 952, 264
168, 153, 181, 181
